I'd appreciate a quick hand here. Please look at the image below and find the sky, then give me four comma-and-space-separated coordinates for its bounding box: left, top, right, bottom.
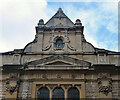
0, 0, 119, 53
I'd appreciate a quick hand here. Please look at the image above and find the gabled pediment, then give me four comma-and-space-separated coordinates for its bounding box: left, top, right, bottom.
27, 55, 91, 67
45, 61, 72, 65
45, 8, 74, 28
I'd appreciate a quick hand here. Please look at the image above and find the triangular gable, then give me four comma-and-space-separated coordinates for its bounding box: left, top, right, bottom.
45, 8, 74, 28
45, 61, 72, 65
53, 8, 67, 18
27, 55, 91, 67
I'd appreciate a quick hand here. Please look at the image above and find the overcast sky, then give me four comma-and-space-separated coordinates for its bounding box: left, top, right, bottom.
0, 0, 119, 53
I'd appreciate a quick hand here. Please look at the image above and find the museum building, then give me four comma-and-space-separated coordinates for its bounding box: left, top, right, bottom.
0, 8, 120, 99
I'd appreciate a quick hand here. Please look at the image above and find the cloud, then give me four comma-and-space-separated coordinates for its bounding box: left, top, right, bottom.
76, 2, 117, 51
61, 4, 100, 48
47, 0, 119, 2
97, 2, 118, 34
0, 1, 118, 52
61, 3, 104, 48
98, 40, 118, 51
0, 0, 48, 52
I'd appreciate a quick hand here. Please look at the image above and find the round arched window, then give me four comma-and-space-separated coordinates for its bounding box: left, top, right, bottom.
52, 87, 65, 100
68, 87, 80, 100
37, 87, 49, 100
55, 38, 63, 50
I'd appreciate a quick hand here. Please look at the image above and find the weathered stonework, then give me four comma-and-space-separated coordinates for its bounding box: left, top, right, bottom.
112, 81, 120, 99
1, 8, 120, 99
85, 81, 99, 98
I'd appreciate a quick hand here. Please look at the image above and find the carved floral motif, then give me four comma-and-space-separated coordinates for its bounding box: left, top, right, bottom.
6, 73, 20, 95
99, 85, 112, 96
98, 80, 112, 96
6, 80, 20, 95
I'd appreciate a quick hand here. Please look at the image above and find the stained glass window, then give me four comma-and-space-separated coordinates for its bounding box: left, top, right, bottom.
52, 87, 65, 100
67, 87, 80, 100
37, 87, 49, 100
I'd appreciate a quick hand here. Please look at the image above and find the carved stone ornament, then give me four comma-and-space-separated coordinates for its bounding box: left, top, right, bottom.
57, 74, 61, 79
98, 80, 112, 96
71, 74, 76, 79
47, 84, 55, 89
98, 73, 110, 78
99, 85, 112, 96
42, 74, 47, 79
6, 80, 20, 95
9, 73, 19, 79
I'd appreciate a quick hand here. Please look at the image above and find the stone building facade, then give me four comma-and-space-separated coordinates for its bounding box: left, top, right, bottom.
0, 8, 120, 99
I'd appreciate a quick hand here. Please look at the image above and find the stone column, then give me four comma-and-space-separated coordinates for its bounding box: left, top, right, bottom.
50, 30, 55, 53
0, 54, 2, 99
18, 75, 30, 99
37, 31, 43, 52
0, 82, 5, 99
81, 82, 86, 98
64, 30, 68, 52
31, 82, 36, 99
75, 30, 82, 52
65, 89, 67, 100
50, 89, 52, 100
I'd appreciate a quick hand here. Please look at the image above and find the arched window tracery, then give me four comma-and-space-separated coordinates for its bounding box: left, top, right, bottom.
52, 87, 65, 100
67, 87, 80, 100
37, 87, 49, 100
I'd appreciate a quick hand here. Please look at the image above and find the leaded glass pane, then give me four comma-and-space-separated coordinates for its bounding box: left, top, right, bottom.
68, 87, 80, 100
37, 87, 49, 100
52, 87, 65, 100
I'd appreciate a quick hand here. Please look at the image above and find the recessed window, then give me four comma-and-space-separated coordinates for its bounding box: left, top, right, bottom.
37, 87, 49, 100
55, 38, 63, 50
52, 87, 64, 100
68, 87, 80, 100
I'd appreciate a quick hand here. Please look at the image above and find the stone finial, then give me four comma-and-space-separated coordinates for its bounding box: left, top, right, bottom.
75, 19, 82, 26
38, 19, 44, 26
58, 8, 63, 12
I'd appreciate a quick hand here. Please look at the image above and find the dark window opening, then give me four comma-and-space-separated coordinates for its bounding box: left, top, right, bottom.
37, 87, 49, 100
55, 38, 63, 49
52, 87, 64, 100
68, 87, 80, 100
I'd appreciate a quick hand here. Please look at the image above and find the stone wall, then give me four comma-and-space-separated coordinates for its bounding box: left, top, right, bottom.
112, 81, 120, 99
18, 81, 32, 99
85, 81, 99, 98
